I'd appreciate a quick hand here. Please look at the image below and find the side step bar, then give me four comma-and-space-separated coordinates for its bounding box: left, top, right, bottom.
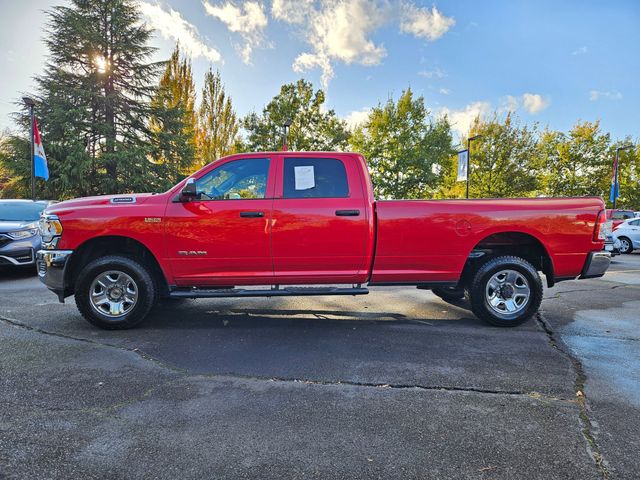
169, 286, 370, 299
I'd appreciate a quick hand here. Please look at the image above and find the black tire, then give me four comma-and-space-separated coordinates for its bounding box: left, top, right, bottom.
432, 286, 465, 303
467, 255, 543, 327
75, 255, 157, 330
618, 237, 634, 254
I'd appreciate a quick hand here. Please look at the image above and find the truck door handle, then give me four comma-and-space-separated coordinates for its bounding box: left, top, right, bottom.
240, 211, 264, 218
335, 209, 360, 217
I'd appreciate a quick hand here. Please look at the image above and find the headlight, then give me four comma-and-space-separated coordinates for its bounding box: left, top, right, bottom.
7, 226, 39, 240
39, 214, 63, 248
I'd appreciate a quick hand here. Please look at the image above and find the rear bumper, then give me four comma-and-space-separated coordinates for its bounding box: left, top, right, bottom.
36, 250, 73, 302
579, 251, 611, 279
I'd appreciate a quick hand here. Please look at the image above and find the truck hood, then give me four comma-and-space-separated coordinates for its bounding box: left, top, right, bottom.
45, 193, 157, 214
0, 220, 38, 233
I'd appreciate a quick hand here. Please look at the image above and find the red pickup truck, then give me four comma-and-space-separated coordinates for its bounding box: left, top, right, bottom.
37, 151, 611, 329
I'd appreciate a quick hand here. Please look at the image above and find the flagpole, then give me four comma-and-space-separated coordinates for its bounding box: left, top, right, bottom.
22, 96, 36, 201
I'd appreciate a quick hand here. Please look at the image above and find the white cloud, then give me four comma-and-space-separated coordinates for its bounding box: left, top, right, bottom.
497, 93, 549, 114
572, 46, 588, 55
203, 1, 268, 64
418, 67, 447, 79
274, 1, 454, 88
344, 108, 371, 129
500, 95, 519, 113
589, 89, 623, 101
438, 87, 450, 95
440, 101, 491, 137
138, 1, 222, 63
400, 4, 455, 41
291, 0, 387, 87
272, 0, 314, 24
522, 93, 550, 114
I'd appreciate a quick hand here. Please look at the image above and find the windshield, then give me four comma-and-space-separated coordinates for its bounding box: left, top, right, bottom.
0, 202, 47, 222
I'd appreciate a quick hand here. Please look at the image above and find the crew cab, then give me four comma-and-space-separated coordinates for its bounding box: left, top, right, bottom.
37, 152, 611, 329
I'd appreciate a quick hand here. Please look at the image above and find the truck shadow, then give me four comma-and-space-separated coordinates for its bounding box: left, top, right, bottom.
148, 302, 483, 331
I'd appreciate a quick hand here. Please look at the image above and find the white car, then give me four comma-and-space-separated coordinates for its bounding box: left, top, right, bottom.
613, 218, 640, 254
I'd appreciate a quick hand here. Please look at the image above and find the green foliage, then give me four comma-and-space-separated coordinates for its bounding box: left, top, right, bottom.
351, 88, 453, 199
461, 114, 541, 198
538, 121, 611, 198
197, 68, 240, 167
243, 79, 350, 152
149, 45, 198, 188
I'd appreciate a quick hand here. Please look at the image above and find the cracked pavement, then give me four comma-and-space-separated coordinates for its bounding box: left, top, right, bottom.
0, 254, 639, 479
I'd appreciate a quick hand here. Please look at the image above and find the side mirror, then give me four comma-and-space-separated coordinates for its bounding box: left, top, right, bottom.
179, 178, 199, 202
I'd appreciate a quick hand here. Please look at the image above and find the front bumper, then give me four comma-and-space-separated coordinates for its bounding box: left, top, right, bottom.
579, 251, 611, 280
36, 250, 73, 302
0, 234, 41, 266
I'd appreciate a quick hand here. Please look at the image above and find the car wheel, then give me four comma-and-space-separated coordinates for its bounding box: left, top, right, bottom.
618, 237, 634, 254
75, 255, 157, 330
467, 255, 543, 327
432, 286, 465, 303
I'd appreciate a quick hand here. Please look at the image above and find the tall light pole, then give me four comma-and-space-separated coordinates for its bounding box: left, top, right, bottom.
282, 119, 292, 151
613, 144, 634, 209
466, 134, 482, 199
22, 96, 36, 200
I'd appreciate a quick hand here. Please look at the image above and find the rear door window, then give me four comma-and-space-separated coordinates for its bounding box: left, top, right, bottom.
282, 158, 349, 199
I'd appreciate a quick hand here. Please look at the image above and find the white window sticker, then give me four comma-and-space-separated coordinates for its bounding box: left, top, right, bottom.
294, 165, 315, 190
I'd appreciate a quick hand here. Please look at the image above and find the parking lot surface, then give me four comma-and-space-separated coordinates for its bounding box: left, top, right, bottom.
1, 254, 639, 479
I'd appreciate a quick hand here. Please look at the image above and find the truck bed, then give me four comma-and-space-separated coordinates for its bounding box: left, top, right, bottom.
371, 197, 606, 284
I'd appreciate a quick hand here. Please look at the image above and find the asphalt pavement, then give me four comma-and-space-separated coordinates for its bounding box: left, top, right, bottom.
0, 254, 639, 479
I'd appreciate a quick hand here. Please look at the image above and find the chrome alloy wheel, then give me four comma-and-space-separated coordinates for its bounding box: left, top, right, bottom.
89, 270, 139, 318
485, 269, 531, 317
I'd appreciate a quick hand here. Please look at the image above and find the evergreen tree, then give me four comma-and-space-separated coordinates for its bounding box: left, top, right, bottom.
197, 68, 240, 166
149, 45, 198, 187
11, 0, 162, 198
351, 89, 453, 199
243, 79, 350, 152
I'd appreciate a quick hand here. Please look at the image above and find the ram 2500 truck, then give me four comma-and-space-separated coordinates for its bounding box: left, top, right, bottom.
37, 151, 611, 329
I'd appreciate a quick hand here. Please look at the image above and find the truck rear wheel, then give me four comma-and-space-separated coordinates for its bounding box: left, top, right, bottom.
75, 255, 157, 330
467, 255, 542, 327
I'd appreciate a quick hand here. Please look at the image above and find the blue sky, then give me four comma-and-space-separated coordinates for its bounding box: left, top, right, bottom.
1, 0, 639, 143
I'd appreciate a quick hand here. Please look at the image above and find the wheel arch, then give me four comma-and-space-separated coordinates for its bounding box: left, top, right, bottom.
460, 230, 555, 288
65, 235, 169, 297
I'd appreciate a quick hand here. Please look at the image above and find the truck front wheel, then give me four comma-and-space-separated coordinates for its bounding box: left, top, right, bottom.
75, 255, 157, 330
467, 256, 542, 327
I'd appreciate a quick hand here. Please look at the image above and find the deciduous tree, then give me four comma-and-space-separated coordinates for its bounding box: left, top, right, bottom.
351, 88, 453, 199
243, 79, 350, 152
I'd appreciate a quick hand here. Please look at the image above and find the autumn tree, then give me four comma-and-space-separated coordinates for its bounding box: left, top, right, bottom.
351, 88, 453, 199
197, 68, 240, 167
149, 45, 198, 187
243, 79, 350, 152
